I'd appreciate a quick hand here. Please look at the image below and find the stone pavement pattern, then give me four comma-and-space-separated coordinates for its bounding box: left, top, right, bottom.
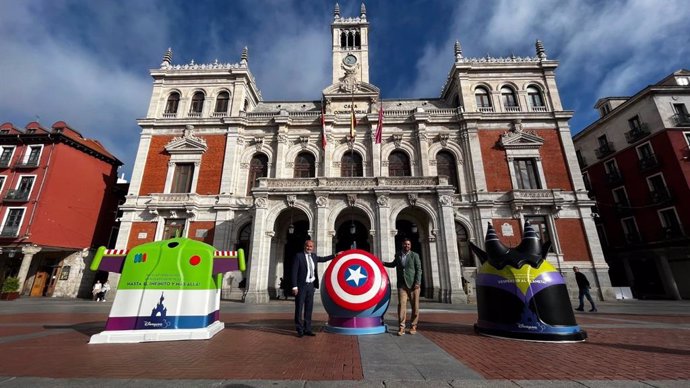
0, 299, 689, 387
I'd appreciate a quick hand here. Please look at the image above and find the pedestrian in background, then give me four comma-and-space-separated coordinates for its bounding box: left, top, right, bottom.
573, 266, 597, 312
92, 280, 102, 301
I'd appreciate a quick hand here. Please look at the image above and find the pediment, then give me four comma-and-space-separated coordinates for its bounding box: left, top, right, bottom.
322, 81, 380, 96
165, 133, 207, 154
498, 130, 544, 149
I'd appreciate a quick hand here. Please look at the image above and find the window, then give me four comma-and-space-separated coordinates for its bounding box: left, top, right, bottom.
501, 86, 518, 109
162, 218, 185, 239
0, 176, 5, 193
525, 216, 553, 252
621, 217, 640, 243
475, 87, 492, 109
659, 207, 683, 238
513, 158, 541, 189
597, 135, 610, 148
17, 176, 35, 195
637, 143, 658, 170
436, 151, 459, 193
0, 147, 13, 167
647, 174, 670, 203
190, 92, 204, 114
604, 159, 621, 182
294, 152, 315, 178
341, 152, 363, 177
215, 92, 230, 114
165, 92, 180, 114
600, 103, 611, 116
25, 146, 41, 166
628, 115, 642, 131
672, 103, 690, 126
612, 187, 629, 207
388, 151, 411, 176
527, 86, 545, 109
170, 163, 194, 193
1, 208, 25, 237
247, 154, 268, 195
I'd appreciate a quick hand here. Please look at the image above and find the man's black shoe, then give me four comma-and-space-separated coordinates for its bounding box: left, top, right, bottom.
304, 331, 316, 336
575, 308, 584, 311
297, 332, 304, 338
589, 308, 597, 312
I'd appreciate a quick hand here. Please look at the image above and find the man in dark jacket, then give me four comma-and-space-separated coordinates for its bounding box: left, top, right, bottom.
573, 266, 597, 312
383, 238, 422, 336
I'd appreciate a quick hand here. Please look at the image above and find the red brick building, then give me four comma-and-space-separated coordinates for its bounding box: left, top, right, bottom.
0, 121, 123, 298
573, 69, 690, 300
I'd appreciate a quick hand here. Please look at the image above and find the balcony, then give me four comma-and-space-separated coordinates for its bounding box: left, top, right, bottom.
605, 170, 624, 185
0, 158, 11, 168
504, 106, 521, 112
661, 227, 685, 240
478, 106, 494, 113
595, 142, 615, 159
4, 189, 30, 202
650, 187, 672, 204
624, 123, 650, 143
162, 112, 177, 118
187, 112, 202, 118
671, 113, 690, 127
0, 226, 19, 238
14, 156, 39, 169
531, 105, 548, 112
639, 155, 660, 172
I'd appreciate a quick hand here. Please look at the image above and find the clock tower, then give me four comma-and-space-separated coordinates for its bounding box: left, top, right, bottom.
331, 3, 370, 86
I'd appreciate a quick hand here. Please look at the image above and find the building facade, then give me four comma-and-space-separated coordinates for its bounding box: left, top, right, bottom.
573, 69, 690, 300
118, 4, 611, 303
0, 121, 123, 298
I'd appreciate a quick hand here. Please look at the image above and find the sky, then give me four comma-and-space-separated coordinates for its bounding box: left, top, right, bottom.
1, 0, 689, 178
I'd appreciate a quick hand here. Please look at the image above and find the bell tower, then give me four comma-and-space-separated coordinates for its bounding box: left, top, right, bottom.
331, 2, 370, 85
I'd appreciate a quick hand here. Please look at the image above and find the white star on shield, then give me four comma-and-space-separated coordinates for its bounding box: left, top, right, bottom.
345, 265, 367, 286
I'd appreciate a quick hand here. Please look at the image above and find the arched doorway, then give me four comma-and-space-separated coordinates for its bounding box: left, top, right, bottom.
280, 208, 310, 299
335, 208, 371, 253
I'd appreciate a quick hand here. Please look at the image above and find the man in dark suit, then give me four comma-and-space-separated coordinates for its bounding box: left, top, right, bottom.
383, 238, 422, 336
291, 240, 340, 337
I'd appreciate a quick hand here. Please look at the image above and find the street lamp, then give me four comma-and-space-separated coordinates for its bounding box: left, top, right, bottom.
411, 223, 418, 234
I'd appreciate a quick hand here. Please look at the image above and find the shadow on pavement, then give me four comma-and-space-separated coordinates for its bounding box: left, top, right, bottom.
583, 340, 690, 356
43, 322, 104, 337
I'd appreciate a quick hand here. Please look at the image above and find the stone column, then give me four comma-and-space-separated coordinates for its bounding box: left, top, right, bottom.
16, 244, 42, 295
275, 131, 289, 179
414, 109, 430, 176
437, 193, 464, 303
374, 193, 394, 286
244, 196, 270, 303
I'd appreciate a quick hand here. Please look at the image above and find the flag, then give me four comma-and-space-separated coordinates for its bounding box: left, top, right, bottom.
350, 103, 356, 140
321, 106, 327, 149
374, 104, 383, 144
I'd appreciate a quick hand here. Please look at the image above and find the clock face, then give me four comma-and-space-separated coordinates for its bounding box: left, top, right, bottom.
343, 54, 357, 66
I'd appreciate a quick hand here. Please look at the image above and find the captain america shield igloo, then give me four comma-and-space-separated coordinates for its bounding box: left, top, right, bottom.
321, 249, 391, 335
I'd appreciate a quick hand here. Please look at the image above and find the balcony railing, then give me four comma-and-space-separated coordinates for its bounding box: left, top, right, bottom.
212, 111, 228, 118
531, 105, 548, 112
624, 123, 650, 143
14, 156, 40, 169
0, 158, 11, 168
478, 106, 494, 113
605, 170, 624, 185
504, 106, 521, 112
0, 226, 19, 237
162, 112, 177, 118
650, 188, 672, 204
187, 111, 202, 118
671, 113, 690, 127
595, 142, 615, 159
638, 154, 660, 171
4, 189, 30, 202
661, 228, 685, 240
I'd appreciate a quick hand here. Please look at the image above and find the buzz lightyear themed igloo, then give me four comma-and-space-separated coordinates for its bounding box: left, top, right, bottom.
88, 237, 245, 344
469, 222, 587, 342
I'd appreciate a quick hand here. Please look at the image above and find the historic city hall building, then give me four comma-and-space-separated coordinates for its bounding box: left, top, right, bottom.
116, 4, 612, 303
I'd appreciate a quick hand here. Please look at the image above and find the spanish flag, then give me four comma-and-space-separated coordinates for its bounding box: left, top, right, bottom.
374, 104, 383, 144
350, 104, 356, 140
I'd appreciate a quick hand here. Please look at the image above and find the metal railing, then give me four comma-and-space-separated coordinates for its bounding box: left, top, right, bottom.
671, 113, 690, 127
595, 142, 615, 159
624, 123, 650, 143
14, 156, 39, 169
4, 189, 30, 202
638, 154, 660, 171
0, 226, 19, 237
